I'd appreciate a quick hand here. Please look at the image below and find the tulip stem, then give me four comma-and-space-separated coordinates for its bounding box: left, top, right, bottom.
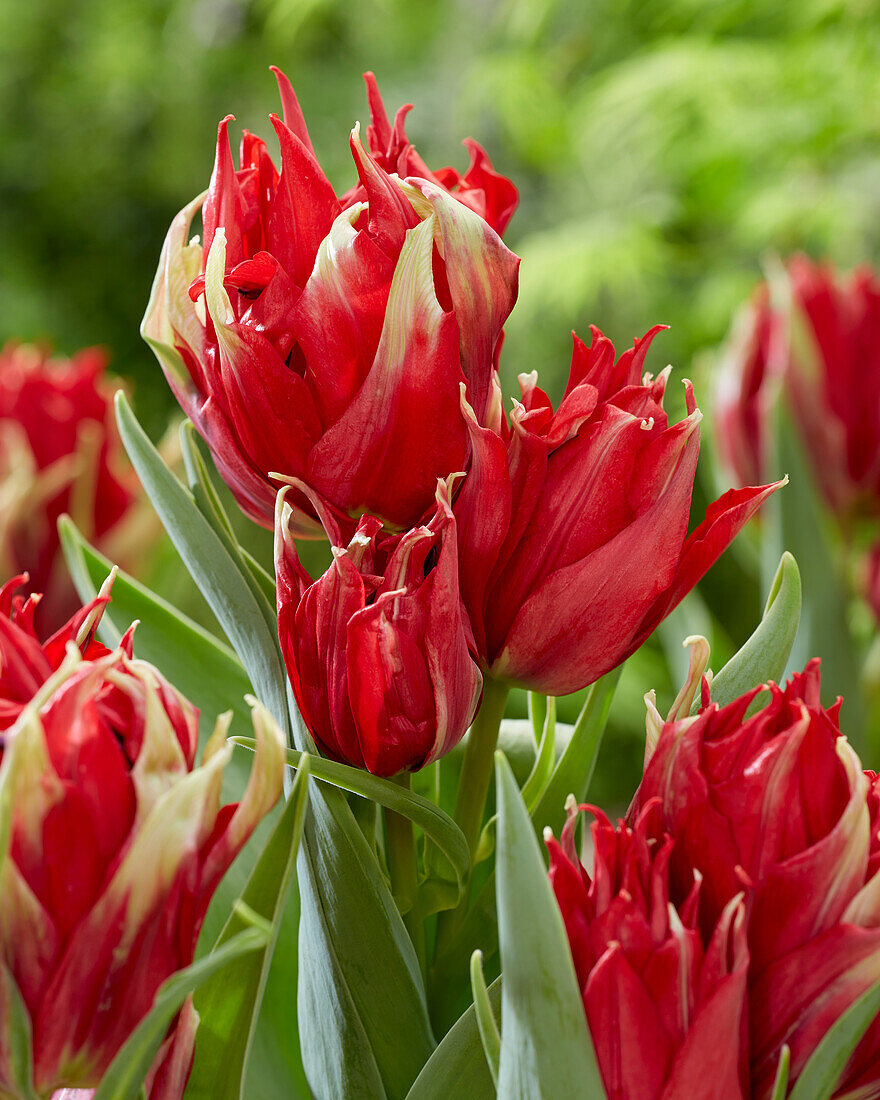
385, 777, 426, 976
453, 677, 510, 861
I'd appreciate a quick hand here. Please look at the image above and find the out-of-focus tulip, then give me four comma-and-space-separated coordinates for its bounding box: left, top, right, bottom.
547, 799, 750, 1099
275, 478, 481, 777
0, 344, 135, 633
633, 660, 880, 1097
714, 256, 880, 521
0, 607, 285, 1096
143, 69, 519, 533
453, 324, 783, 696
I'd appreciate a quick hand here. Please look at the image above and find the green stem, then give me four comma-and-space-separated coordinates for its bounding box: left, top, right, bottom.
385, 775, 426, 976
433, 677, 509, 959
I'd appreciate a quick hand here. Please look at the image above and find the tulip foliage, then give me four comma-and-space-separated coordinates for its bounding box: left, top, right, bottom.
3, 64, 880, 1100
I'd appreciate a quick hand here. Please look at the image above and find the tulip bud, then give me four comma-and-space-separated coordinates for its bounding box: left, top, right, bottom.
0, 344, 136, 633
0, 623, 285, 1094
275, 478, 482, 777
547, 799, 750, 1099
633, 660, 880, 1096
143, 69, 519, 533
453, 325, 783, 695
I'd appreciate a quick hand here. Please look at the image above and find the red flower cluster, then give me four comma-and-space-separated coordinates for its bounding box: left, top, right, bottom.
0, 581, 285, 1097
145, 71, 782, 777
551, 660, 880, 1098
0, 344, 135, 633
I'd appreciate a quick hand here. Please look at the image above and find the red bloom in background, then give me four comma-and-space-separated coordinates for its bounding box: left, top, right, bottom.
453, 325, 783, 695
143, 69, 519, 534
0, 595, 285, 1096
0, 344, 135, 633
276, 479, 481, 777
715, 256, 880, 519
547, 800, 750, 1099
632, 661, 880, 1097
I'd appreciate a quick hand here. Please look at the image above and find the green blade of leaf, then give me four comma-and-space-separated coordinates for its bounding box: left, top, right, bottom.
771, 1045, 790, 1100
788, 975, 880, 1100
407, 980, 500, 1100
0, 961, 37, 1100
494, 753, 605, 1099
185, 758, 312, 1099
531, 668, 621, 839
93, 927, 268, 1100
705, 551, 801, 711
470, 951, 500, 1087
231, 737, 469, 919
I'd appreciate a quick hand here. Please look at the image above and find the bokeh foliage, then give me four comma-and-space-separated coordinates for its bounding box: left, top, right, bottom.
3, 0, 879, 798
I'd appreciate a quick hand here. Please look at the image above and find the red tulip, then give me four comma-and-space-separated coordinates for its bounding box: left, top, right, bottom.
275, 478, 482, 777
547, 799, 750, 1099
0, 598, 285, 1096
0, 344, 135, 633
633, 660, 880, 1097
453, 324, 783, 695
143, 69, 519, 534
714, 256, 880, 520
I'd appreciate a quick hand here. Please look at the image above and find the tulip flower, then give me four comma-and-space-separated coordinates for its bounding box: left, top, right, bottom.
275, 478, 481, 777
714, 256, 880, 520
633, 659, 880, 1097
0, 622, 285, 1095
0, 344, 135, 633
143, 69, 519, 533
453, 324, 784, 696
547, 798, 750, 1099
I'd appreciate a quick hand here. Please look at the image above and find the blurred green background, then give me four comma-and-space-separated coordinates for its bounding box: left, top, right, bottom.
4, 0, 880, 799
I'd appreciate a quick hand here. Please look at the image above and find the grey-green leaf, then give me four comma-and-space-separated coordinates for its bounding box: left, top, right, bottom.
185, 758, 312, 1099
94, 927, 268, 1100
470, 951, 500, 1087
494, 753, 605, 1099
705, 551, 801, 710
770, 1045, 790, 1100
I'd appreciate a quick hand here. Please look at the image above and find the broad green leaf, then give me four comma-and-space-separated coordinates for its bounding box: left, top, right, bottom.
494, 753, 605, 1099
58, 515, 253, 743
185, 758, 312, 1099
788, 975, 880, 1100
231, 737, 469, 920
115, 392, 291, 741
0, 962, 37, 1100
771, 1045, 790, 1100
93, 927, 268, 1100
407, 980, 500, 1100
706, 551, 801, 710
470, 952, 500, 1087
531, 668, 620, 839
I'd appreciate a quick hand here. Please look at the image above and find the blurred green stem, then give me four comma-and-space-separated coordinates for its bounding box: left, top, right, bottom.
386, 776, 426, 977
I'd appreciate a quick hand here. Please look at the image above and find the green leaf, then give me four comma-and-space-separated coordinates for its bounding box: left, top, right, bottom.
114, 392, 291, 742
494, 753, 605, 1099
788, 975, 880, 1100
93, 927, 268, 1100
185, 758, 312, 1099
0, 962, 37, 1100
531, 669, 620, 839
231, 737, 469, 920
771, 1045, 790, 1100
470, 952, 500, 1087
707, 551, 801, 710
407, 980, 500, 1100
58, 515, 253, 743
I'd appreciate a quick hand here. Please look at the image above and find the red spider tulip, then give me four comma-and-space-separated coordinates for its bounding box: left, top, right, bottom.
633, 660, 880, 1097
143, 69, 519, 534
0, 614, 285, 1095
547, 799, 750, 1100
714, 256, 880, 520
0, 344, 135, 633
453, 325, 783, 695
275, 479, 481, 777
